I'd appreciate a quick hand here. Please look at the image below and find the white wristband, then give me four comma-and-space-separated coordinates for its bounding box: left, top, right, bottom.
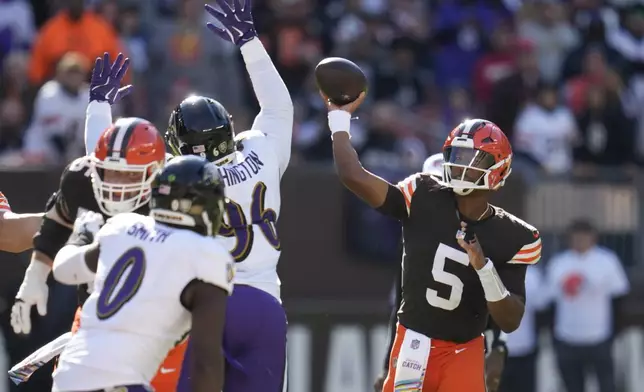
476, 259, 509, 302
328, 110, 351, 137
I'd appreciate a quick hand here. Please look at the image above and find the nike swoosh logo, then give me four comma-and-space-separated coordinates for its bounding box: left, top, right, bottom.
455, 348, 467, 354
159, 368, 175, 374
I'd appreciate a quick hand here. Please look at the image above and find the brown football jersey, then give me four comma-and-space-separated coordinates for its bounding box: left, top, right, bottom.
378, 173, 541, 343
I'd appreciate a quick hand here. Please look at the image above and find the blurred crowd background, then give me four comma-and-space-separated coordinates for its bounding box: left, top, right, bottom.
1, 0, 644, 391
0, 0, 642, 173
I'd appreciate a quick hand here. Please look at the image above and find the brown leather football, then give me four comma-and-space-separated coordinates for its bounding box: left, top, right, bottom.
315, 57, 367, 106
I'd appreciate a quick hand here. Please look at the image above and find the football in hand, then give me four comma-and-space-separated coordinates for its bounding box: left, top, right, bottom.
315, 57, 367, 106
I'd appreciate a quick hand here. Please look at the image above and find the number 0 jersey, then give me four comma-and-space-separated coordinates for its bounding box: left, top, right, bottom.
53, 213, 233, 391
379, 174, 541, 343
213, 130, 286, 300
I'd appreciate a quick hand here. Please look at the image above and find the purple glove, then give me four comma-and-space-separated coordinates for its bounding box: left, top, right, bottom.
89, 52, 133, 105
205, 0, 257, 47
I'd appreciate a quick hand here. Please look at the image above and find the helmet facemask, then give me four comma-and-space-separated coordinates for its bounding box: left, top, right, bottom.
442, 146, 511, 195
90, 156, 162, 216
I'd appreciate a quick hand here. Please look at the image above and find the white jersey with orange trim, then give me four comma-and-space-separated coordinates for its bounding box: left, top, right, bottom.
52, 213, 234, 391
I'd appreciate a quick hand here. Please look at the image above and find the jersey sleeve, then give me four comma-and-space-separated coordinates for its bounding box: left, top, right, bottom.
507, 229, 542, 265
190, 238, 235, 294
240, 39, 294, 175
84, 101, 113, 155
0, 192, 10, 212
397, 173, 422, 216
55, 157, 93, 224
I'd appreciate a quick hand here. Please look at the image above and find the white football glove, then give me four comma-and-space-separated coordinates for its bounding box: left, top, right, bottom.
11, 261, 51, 335
73, 210, 104, 239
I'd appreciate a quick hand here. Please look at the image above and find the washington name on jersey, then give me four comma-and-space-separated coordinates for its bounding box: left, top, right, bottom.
52, 213, 233, 391
381, 174, 541, 343
214, 130, 283, 299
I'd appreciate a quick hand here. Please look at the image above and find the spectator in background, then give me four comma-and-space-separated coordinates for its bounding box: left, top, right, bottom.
22, 52, 89, 164
500, 266, 549, 392
486, 39, 540, 142
373, 37, 425, 107
574, 84, 635, 167
564, 47, 622, 115
561, 17, 624, 81
147, 0, 243, 124
546, 220, 629, 392
518, 0, 579, 83
0, 0, 35, 70
359, 101, 426, 169
27, 0, 122, 87
116, 3, 148, 117
472, 21, 517, 103
514, 82, 577, 177
0, 51, 30, 154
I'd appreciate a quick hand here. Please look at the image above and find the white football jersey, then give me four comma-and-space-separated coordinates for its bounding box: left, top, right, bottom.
52, 213, 233, 391
213, 130, 288, 300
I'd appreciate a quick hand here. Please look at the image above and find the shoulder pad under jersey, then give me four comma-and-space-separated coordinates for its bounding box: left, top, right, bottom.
495, 209, 542, 265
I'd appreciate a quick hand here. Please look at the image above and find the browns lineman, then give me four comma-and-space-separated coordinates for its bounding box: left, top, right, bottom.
324, 92, 541, 392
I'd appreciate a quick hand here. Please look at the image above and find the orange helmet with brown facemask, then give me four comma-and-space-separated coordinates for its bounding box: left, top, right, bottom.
442, 119, 512, 195
91, 117, 166, 215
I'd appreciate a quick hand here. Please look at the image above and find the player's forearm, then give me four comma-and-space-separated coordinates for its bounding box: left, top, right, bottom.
84, 101, 112, 155
475, 261, 524, 332
0, 212, 43, 253
191, 351, 224, 392
487, 296, 525, 333
332, 132, 388, 207
52, 244, 96, 285
241, 38, 292, 111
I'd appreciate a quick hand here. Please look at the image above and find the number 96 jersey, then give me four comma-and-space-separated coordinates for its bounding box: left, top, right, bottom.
53, 213, 233, 391
213, 130, 284, 300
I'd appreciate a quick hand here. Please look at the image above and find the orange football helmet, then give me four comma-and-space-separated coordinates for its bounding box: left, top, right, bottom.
91, 117, 166, 215
442, 119, 512, 195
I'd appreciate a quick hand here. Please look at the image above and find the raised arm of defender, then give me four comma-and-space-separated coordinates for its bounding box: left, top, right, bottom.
84, 53, 132, 154
319, 92, 408, 218
205, 1, 294, 173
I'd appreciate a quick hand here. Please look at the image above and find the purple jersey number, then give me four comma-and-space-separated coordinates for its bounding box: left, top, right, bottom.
218, 181, 281, 262
96, 247, 146, 319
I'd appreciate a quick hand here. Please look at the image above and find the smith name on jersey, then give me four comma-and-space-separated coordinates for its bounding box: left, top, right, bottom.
380, 174, 541, 343
213, 130, 287, 300
53, 213, 233, 391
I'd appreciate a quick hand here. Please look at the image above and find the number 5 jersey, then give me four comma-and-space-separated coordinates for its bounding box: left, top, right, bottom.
379, 173, 542, 343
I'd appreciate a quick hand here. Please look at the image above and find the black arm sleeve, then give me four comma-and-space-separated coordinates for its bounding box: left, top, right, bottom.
32, 217, 73, 260
376, 184, 407, 221
383, 263, 403, 371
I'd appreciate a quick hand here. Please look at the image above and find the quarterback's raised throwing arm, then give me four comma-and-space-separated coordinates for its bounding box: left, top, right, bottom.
206, 1, 293, 174
320, 92, 409, 219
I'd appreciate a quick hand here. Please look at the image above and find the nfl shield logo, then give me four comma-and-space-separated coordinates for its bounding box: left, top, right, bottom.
411, 339, 420, 350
